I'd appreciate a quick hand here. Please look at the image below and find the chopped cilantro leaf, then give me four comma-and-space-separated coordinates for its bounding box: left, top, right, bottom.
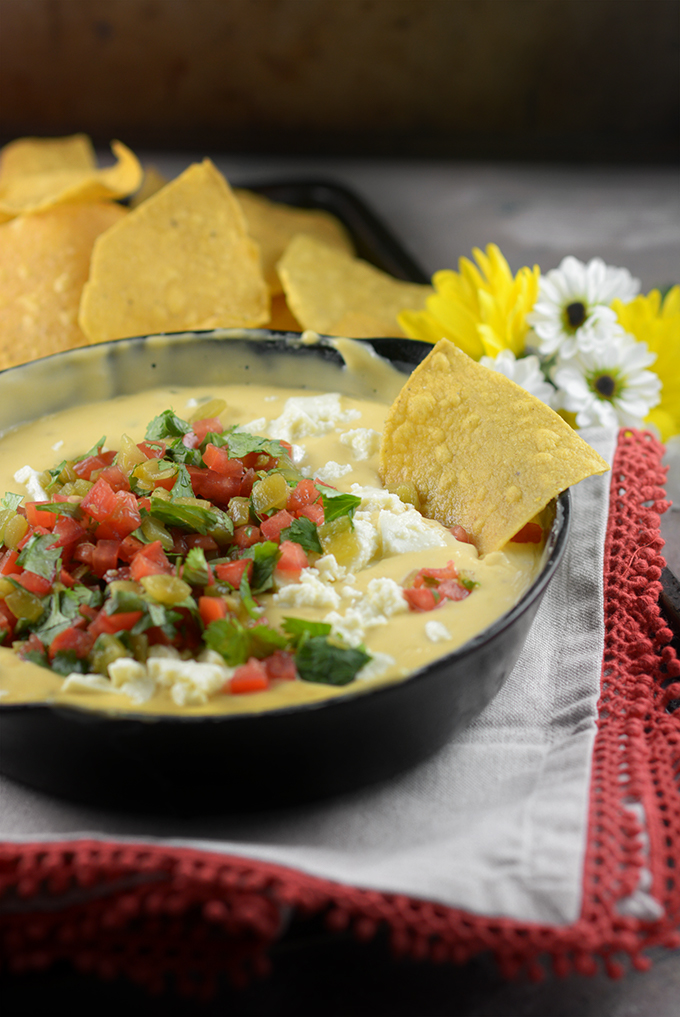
149, 496, 217, 534
182, 547, 210, 587
204, 616, 287, 666
280, 516, 322, 555
224, 430, 290, 463
145, 410, 192, 441
169, 463, 194, 501
163, 436, 204, 467
16, 533, 62, 580
1, 493, 23, 511
36, 501, 82, 518
295, 637, 371, 686
239, 540, 280, 594
31, 588, 93, 645
316, 483, 361, 525
282, 617, 332, 646
51, 650, 89, 676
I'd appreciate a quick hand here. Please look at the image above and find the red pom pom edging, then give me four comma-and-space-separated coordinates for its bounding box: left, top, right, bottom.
0, 429, 678, 993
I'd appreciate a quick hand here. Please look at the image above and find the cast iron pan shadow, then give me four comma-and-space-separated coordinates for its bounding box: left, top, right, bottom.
0, 332, 570, 813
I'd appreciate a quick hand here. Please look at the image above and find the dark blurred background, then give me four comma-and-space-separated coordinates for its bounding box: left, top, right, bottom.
0, 0, 678, 162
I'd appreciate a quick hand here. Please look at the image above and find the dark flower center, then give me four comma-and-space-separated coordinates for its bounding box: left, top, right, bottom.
594, 374, 616, 398
565, 301, 587, 328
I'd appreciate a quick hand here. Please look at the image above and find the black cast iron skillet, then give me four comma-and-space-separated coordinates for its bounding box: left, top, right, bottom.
0, 330, 570, 812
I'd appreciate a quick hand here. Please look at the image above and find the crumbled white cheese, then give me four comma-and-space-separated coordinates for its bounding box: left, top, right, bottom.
355, 652, 395, 681
238, 417, 267, 434
61, 673, 119, 695
13, 465, 48, 502
290, 443, 306, 465
339, 428, 381, 461
314, 554, 348, 583
350, 484, 407, 515
51, 440, 64, 452
424, 620, 452, 643
313, 460, 353, 483
147, 657, 231, 706
268, 393, 360, 443
273, 569, 342, 610
345, 516, 380, 571
108, 657, 147, 686
147, 644, 181, 660
378, 508, 448, 556
264, 394, 279, 402
324, 577, 408, 647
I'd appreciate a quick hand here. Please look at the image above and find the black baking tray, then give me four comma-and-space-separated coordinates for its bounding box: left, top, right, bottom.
241, 178, 680, 642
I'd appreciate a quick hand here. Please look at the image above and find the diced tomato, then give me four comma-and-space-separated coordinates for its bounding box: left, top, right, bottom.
89, 609, 144, 637
437, 579, 470, 602
413, 562, 459, 587
187, 466, 242, 506
17, 632, 45, 660
450, 524, 474, 544
117, 534, 146, 563
136, 441, 166, 459
0, 600, 17, 642
98, 464, 131, 493
14, 571, 53, 596
50, 515, 88, 549
59, 567, 78, 588
510, 522, 543, 543
232, 525, 262, 550
91, 539, 121, 579
228, 657, 270, 694
403, 587, 439, 612
94, 491, 142, 540
260, 509, 294, 543
296, 503, 324, 525
129, 540, 173, 580
182, 432, 201, 450
72, 542, 96, 567
79, 477, 118, 523
202, 443, 243, 477
198, 595, 228, 626
214, 559, 253, 588
263, 650, 297, 682
286, 479, 321, 513
72, 450, 116, 480
276, 540, 308, 578
238, 468, 256, 498
48, 626, 95, 661
0, 549, 21, 575
192, 417, 224, 443
25, 502, 57, 529
183, 533, 218, 553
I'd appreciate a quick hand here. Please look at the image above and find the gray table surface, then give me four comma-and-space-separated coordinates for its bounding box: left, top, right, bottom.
4, 155, 680, 1016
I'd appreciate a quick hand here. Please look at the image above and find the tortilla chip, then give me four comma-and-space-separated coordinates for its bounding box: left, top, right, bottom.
266, 292, 302, 332
234, 189, 354, 295
0, 140, 142, 222
326, 309, 405, 339
129, 165, 170, 208
277, 234, 432, 336
0, 134, 96, 182
0, 201, 128, 370
379, 339, 609, 554
79, 159, 269, 342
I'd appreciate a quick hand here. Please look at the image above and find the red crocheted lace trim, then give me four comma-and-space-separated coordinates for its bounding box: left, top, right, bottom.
1, 430, 678, 993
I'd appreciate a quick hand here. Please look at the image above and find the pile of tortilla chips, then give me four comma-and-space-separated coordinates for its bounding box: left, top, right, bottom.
0, 133, 432, 371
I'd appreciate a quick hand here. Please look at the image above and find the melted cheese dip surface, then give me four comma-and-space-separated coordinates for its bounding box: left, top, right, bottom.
0, 380, 543, 715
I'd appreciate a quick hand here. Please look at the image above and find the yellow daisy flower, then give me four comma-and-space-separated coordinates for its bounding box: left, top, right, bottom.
613, 286, 680, 440
398, 244, 540, 360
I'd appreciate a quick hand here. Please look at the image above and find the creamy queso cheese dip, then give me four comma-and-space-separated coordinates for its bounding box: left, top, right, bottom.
0, 374, 543, 716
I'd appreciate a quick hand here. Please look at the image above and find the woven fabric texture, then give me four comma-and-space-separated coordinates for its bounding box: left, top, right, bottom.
0, 428, 678, 992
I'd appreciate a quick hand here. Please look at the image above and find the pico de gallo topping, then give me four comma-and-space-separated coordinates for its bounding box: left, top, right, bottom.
0, 405, 477, 697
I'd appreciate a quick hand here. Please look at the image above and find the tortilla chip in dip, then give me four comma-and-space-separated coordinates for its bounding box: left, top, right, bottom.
0, 139, 141, 222
277, 233, 432, 336
379, 339, 609, 554
234, 189, 354, 295
79, 159, 269, 342
0, 201, 128, 370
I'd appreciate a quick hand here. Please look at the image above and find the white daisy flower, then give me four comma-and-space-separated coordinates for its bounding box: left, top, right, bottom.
527, 256, 640, 359
552, 332, 661, 430
479, 350, 558, 408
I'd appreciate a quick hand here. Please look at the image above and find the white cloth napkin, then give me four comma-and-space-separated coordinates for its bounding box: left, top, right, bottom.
0, 427, 617, 927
